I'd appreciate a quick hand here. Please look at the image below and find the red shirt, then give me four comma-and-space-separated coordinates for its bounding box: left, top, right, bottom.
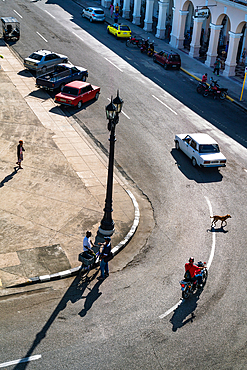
185, 263, 201, 278
202, 75, 207, 83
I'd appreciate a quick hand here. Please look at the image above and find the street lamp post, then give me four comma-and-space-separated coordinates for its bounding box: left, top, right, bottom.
98, 91, 123, 237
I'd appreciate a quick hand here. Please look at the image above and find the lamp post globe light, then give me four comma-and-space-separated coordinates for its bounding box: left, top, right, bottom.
98, 91, 123, 237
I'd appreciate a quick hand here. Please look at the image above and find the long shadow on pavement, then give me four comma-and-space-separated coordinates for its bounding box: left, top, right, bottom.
13, 268, 102, 370
170, 289, 203, 332
0, 167, 19, 188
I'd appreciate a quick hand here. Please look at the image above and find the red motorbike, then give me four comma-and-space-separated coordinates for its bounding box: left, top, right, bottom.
203, 78, 228, 100
140, 38, 149, 53
126, 35, 142, 48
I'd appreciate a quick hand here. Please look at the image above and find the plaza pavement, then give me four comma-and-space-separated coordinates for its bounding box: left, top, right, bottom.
0, 41, 152, 295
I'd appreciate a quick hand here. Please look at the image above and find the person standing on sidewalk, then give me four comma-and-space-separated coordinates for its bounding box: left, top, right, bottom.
99, 237, 112, 279
115, 3, 119, 14
213, 58, 221, 76
109, 2, 114, 18
16, 140, 25, 169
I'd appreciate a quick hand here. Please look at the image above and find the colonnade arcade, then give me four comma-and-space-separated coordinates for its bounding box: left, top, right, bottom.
102, 0, 247, 77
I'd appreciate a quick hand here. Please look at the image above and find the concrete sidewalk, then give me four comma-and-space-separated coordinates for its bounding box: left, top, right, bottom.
75, 0, 247, 112
0, 42, 144, 293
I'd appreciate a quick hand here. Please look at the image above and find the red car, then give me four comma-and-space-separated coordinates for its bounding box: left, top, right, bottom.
55, 81, 100, 108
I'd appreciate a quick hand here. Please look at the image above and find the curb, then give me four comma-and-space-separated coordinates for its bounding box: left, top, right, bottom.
8, 189, 140, 288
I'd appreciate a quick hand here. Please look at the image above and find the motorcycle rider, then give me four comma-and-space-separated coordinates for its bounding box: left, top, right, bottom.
185, 257, 203, 287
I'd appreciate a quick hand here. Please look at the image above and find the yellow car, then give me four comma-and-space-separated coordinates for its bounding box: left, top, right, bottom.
107, 23, 131, 39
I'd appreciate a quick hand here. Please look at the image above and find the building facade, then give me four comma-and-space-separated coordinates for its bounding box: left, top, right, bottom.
102, 0, 247, 77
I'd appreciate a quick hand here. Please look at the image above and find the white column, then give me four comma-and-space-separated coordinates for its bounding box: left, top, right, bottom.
205, 23, 222, 67
143, 0, 154, 32
155, 1, 169, 39
122, 0, 131, 19
101, 0, 111, 8
189, 17, 204, 58
170, 10, 188, 49
132, 0, 142, 25
223, 31, 242, 77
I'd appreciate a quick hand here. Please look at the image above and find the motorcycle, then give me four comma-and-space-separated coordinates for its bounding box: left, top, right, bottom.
140, 38, 149, 53
180, 261, 208, 299
147, 41, 155, 57
203, 78, 228, 100
126, 35, 142, 48
196, 81, 207, 94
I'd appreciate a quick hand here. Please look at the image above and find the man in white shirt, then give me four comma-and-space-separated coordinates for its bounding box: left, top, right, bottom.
83, 231, 95, 260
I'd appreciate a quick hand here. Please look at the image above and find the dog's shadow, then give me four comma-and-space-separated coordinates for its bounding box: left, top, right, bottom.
207, 226, 228, 233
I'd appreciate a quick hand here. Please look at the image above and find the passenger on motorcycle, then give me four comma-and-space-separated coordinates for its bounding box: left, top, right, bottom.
201, 73, 207, 84
185, 257, 203, 287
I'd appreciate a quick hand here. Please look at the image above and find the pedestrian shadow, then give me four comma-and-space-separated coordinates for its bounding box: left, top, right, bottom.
170, 289, 203, 332
12, 269, 100, 370
0, 167, 19, 188
78, 277, 103, 317
207, 226, 228, 233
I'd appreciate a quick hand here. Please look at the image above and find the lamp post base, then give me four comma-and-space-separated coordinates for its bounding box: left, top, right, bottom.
98, 226, 115, 236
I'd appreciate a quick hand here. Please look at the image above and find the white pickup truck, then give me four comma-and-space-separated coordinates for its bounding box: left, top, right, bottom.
174, 133, 226, 168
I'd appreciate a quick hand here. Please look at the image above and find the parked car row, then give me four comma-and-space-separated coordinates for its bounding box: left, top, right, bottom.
23, 17, 226, 167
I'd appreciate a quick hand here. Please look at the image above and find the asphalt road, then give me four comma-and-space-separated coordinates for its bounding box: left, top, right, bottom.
0, 0, 247, 369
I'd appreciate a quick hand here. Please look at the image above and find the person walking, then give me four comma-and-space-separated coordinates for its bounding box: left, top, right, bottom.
213, 58, 221, 76
109, 2, 114, 18
16, 140, 25, 169
99, 237, 112, 279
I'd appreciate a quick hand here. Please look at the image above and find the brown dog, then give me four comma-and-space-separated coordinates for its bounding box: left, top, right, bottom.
210, 214, 231, 228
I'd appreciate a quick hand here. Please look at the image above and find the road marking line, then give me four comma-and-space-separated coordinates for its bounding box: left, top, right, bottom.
104, 57, 123, 72
72, 32, 84, 42
121, 111, 130, 119
45, 10, 56, 19
159, 196, 215, 319
13, 9, 23, 18
36, 32, 48, 43
0, 355, 41, 368
204, 196, 215, 269
152, 95, 177, 115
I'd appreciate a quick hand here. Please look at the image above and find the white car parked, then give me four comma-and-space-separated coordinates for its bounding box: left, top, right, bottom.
174, 133, 226, 167
81, 7, 105, 22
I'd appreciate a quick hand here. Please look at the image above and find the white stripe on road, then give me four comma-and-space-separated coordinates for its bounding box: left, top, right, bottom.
159, 196, 215, 319
0, 355, 41, 368
107, 98, 130, 119
72, 32, 84, 42
104, 57, 123, 72
45, 10, 56, 19
152, 95, 178, 115
36, 32, 48, 43
13, 9, 23, 18
204, 196, 215, 269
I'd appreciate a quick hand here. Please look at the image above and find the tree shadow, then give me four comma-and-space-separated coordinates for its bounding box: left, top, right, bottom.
0, 167, 19, 188
170, 289, 203, 332
13, 269, 101, 370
